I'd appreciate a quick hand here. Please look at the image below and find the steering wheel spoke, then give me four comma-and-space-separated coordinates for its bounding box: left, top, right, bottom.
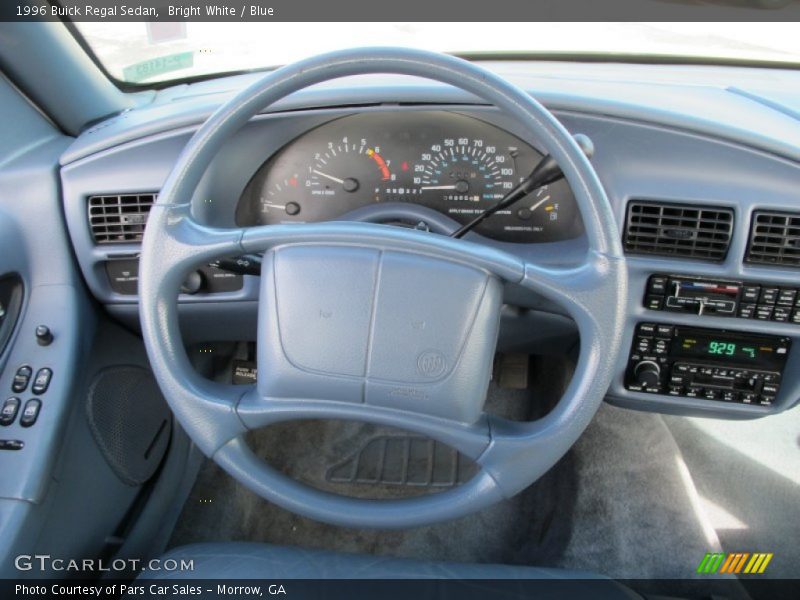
236, 387, 494, 461
522, 250, 626, 324
144, 203, 246, 279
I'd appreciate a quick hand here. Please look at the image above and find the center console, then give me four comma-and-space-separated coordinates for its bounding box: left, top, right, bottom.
625, 323, 790, 406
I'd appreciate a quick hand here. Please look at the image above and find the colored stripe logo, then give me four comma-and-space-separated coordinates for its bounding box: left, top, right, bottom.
697, 552, 773, 574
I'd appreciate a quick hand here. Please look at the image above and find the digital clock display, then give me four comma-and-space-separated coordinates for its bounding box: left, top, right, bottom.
672, 330, 788, 369
707, 341, 755, 359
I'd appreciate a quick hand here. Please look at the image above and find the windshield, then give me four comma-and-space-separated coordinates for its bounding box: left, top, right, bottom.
74, 22, 800, 85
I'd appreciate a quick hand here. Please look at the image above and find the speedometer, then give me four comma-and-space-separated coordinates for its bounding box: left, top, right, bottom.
413, 137, 516, 217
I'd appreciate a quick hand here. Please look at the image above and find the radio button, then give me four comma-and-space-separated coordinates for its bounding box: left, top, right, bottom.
740, 392, 757, 404
791, 310, 800, 324
703, 388, 720, 400
686, 386, 703, 398
760, 396, 775, 406
742, 286, 761, 302
777, 289, 797, 306
738, 303, 757, 319
722, 391, 739, 402
760, 288, 779, 304
647, 276, 668, 295
755, 305, 774, 320
645, 295, 664, 310
773, 306, 791, 322
762, 383, 779, 396
638, 323, 657, 335
668, 386, 683, 396
655, 324, 674, 337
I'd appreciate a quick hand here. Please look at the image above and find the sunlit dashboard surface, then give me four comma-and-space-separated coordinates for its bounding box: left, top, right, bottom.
235, 111, 583, 243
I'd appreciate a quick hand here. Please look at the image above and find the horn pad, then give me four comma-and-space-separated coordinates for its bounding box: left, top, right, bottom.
257, 245, 502, 423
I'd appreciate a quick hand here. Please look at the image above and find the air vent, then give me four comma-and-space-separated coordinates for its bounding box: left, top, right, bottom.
623, 200, 733, 261
745, 210, 800, 267
88, 193, 156, 244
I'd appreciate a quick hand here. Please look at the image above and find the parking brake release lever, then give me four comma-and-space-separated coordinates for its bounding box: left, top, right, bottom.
451, 133, 594, 239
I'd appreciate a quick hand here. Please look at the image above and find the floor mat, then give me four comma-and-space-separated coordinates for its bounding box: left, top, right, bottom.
325, 434, 477, 488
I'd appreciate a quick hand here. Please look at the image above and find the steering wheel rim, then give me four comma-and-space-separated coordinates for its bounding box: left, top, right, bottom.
139, 47, 626, 528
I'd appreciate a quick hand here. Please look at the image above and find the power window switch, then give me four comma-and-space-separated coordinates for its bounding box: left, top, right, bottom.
1, 398, 20, 426
12, 366, 32, 393
20, 399, 41, 428
31, 368, 52, 395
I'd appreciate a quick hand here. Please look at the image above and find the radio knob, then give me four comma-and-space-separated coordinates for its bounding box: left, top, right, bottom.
634, 360, 661, 387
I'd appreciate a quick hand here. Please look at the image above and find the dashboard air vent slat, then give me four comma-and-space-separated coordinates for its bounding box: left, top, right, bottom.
88, 193, 156, 244
623, 200, 733, 262
745, 211, 800, 267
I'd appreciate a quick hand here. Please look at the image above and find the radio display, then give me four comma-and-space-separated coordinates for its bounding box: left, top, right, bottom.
671, 328, 789, 370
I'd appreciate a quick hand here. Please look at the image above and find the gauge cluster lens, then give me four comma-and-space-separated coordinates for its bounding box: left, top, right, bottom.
236, 112, 583, 243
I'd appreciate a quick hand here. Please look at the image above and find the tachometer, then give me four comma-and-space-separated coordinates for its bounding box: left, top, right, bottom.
307, 139, 392, 198
242, 132, 393, 225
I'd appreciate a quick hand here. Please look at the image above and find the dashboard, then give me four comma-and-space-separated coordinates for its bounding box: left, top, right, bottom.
57, 62, 800, 420
235, 112, 582, 243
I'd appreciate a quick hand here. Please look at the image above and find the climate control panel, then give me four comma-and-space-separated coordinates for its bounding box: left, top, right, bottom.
625, 323, 790, 406
644, 274, 800, 324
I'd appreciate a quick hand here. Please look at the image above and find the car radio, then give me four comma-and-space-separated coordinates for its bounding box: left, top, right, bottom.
625, 323, 790, 406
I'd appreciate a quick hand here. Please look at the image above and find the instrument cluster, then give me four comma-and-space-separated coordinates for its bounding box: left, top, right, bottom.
236, 111, 583, 243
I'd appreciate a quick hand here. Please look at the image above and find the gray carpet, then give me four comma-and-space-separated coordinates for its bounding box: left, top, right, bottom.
169, 357, 746, 597
664, 407, 800, 599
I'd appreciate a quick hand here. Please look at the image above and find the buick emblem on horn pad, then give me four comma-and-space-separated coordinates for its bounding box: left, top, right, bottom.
417, 350, 447, 378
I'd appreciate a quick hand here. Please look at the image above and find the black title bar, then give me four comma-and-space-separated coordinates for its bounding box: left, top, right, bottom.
4, 0, 800, 22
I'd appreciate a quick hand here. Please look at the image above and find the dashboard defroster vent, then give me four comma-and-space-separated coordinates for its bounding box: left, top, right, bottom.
623, 200, 733, 261
745, 211, 800, 267
88, 193, 156, 244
